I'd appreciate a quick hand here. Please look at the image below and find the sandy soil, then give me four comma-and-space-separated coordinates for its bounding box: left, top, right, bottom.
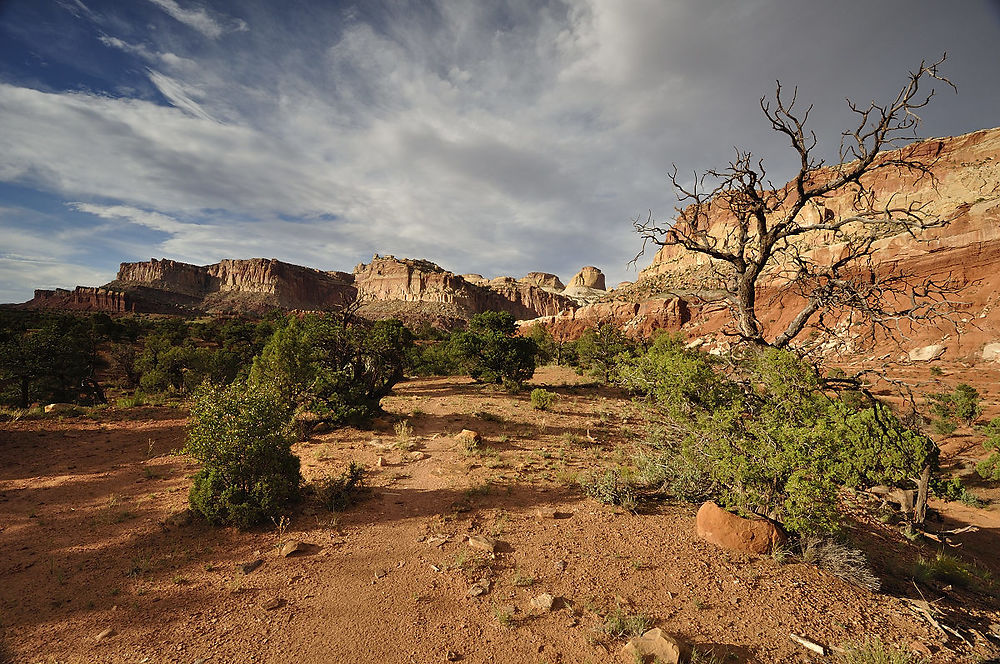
2, 365, 999, 663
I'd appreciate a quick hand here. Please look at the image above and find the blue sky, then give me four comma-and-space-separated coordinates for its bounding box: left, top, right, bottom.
1, 0, 999, 303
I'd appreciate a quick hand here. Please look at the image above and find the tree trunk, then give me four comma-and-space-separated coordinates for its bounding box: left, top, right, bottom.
913, 465, 931, 525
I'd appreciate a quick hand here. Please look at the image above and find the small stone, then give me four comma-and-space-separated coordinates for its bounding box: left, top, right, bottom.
446, 650, 463, 661
535, 507, 558, 519
467, 579, 490, 597
240, 559, 264, 574
529, 593, 556, 611
261, 597, 283, 610
407, 451, 428, 461
376, 456, 386, 467
455, 430, 482, 447
45, 403, 77, 415
279, 540, 304, 557
95, 627, 117, 642
554, 560, 567, 572
373, 568, 388, 579
467, 535, 497, 552
909, 640, 932, 657
621, 628, 691, 664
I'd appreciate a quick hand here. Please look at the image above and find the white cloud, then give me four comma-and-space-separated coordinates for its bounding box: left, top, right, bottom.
145, 0, 229, 39
0, 0, 990, 305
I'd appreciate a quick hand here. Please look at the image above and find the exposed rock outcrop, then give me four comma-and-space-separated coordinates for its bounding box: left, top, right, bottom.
526, 296, 690, 340
25, 287, 133, 313
520, 272, 565, 290
567, 266, 606, 290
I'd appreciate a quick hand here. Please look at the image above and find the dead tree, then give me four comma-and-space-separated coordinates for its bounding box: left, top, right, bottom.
634, 55, 959, 350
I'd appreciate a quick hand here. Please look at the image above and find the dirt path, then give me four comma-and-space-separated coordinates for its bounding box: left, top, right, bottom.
2, 367, 998, 663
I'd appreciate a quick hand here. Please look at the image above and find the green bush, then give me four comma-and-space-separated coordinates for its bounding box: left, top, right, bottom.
250, 314, 414, 427
530, 388, 557, 411
619, 342, 937, 536
580, 469, 638, 511
574, 322, 633, 383
449, 311, 537, 389
928, 383, 982, 428
976, 417, 1000, 480
184, 381, 301, 528
314, 462, 366, 511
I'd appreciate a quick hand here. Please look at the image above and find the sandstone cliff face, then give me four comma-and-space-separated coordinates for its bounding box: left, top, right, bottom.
25, 287, 133, 313
353, 256, 575, 320
520, 272, 565, 290
621, 126, 1000, 356
528, 297, 690, 341
567, 266, 606, 290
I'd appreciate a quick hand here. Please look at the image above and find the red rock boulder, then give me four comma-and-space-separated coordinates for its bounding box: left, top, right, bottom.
695, 501, 786, 554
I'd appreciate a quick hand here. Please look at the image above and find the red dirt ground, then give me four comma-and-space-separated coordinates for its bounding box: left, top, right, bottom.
2, 366, 999, 663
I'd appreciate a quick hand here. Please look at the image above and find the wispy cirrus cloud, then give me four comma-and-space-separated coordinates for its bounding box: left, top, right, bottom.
0, 0, 996, 304
145, 0, 246, 39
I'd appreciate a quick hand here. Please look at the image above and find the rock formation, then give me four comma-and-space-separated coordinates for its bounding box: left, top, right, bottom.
567, 266, 606, 290
520, 272, 565, 290
25, 287, 133, 313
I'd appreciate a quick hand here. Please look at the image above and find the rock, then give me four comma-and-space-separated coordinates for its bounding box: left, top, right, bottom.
467, 535, 497, 552
535, 507, 571, 520
446, 650, 463, 661
455, 430, 482, 447
407, 451, 428, 461
567, 266, 606, 290
695, 501, 786, 554
164, 508, 193, 528
95, 627, 117, 642
467, 579, 490, 597
983, 342, 1000, 361
520, 272, 566, 290
554, 560, 567, 572
376, 456, 386, 467
908, 344, 946, 361
44, 403, 77, 415
261, 596, 283, 610
241, 559, 264, 574
621, 628, 691, 664
529, 593, 556, 611
909, 640, 932, 657
279, 540, 304, 557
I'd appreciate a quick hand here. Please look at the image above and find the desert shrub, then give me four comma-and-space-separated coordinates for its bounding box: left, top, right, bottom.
524, 322, 557, 365
619, 342, 937, 536
250, 314, 414, 427
928, 383, 982, 428
913, 551, 988, 589
934, 476, 986, 507
184, 381, 301, 528
580, 468, 638, 511
976, 417, 1000, 480
574, 321, 633, 383
801, 538, 881, 591
449, 311, 537, 389
314, 462, 365, 511
530, 388, 557, 411
835, 638, 919, 664
601, 605, 653, 639
408, 339, 463, 376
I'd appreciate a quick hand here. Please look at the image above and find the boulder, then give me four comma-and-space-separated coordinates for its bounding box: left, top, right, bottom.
467, 535, 497, 552
279, 540, 304, 557
44, 403, 77, 415
907, 344, 946, 362
695, 501, 786, 554
621, 628, 691, 664
983, 342, 1000, 362
567, 266, 606, 291
455, 430, 482, 447
529, 593, 556, 611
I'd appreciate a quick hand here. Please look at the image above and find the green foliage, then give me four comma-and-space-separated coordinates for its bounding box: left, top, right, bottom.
524, 323, 557, 365
601, 605, 653, 639
184, 381, 301, 528
250, 314, 414, 427
913, 551, 990, 590
977, 417, 1000, 480
314, 462, 366, 511
449, 311, 537, 389
407, 340, 463, 376
530, 388, 557, 411
621, 343, 937, 536
928, 383, 982, 428
574, 322, 633, 383
0, 314, 102, 407
580, 469, 638, 511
